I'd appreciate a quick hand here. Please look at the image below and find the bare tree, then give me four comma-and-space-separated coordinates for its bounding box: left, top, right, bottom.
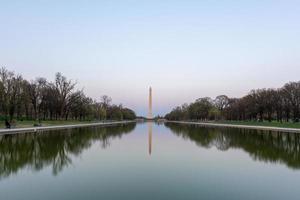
26, 78, 47, 121
54, 72, 77, 119
283, 82, 300, 122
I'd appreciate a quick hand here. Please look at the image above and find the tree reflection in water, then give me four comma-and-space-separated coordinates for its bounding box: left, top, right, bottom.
0, 123, 136, 179
165, 123, 300, 169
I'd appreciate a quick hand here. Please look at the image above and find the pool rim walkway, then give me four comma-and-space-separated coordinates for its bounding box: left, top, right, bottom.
166, 120, 300, 133
0, 121, 136, 135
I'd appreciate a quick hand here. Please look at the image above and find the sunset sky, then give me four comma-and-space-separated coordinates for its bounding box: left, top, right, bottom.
1, 0, 300, 116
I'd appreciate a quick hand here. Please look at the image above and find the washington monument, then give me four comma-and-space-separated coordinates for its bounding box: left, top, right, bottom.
148, 87, 153, 120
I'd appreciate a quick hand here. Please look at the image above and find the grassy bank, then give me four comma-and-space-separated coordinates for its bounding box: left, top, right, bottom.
212, 121, 300, 129
0, 120, 98, 129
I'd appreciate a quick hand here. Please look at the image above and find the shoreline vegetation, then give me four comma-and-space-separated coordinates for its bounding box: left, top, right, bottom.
165, 81, 300, 130
0, 67, 136, 129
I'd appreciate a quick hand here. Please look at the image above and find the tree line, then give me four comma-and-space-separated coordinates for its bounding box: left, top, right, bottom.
0, 67, 136, 121
165, 81, 300, 122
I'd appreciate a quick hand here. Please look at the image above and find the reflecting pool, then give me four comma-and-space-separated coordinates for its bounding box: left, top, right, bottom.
1, 122, 300, 200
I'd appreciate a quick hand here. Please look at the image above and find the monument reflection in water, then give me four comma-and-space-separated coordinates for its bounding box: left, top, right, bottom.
148, 122, 152, 155
147, 86, 153, 155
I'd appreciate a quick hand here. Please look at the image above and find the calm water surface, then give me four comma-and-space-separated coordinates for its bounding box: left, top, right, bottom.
1, 122, 300, 200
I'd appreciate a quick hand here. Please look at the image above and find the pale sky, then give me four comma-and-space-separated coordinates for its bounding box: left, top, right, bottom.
1, 0, 300, 116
